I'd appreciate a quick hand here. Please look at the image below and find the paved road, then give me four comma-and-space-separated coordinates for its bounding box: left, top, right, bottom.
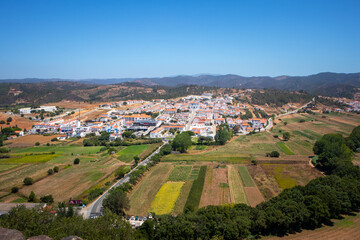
275, 98, 314, 118
81, 142, 165, 218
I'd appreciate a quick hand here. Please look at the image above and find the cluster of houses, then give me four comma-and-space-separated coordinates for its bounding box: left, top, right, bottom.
27, 94, 269, 140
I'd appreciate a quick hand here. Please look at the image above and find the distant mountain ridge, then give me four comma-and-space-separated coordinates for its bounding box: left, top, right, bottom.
1, 72, 359, 97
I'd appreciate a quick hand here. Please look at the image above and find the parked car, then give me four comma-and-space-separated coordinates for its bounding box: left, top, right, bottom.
139, 217, 143, 221
135, 216, 139, 221
143, 217, 147, 221
126, 216, 131, 221
130, 216, 135, 221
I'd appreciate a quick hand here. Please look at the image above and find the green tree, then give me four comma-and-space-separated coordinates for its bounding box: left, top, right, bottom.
172, 132, 192, 153
270, 151, 280, 157
103, 189, 130, 216
28, 191, 35, 202
215, 124, 232, 145
283, 132, 290, 141
313, 133, 353, 173
134, 156, 140, 165
53, 166, 59, 172
35, 142, 40, 146
47, 169, 54, 175
74, 158, 80, 164
23, 177, 33, 185
11, 187, 18, 193
40, 195, 54, 204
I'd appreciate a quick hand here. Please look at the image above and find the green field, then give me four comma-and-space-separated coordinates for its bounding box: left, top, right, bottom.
167, 166, 192, 181
13, 145, 102, 154
117, 145, 150, 163
228, 165, 248, 204
276, 142, 295, 155
270, 164, 298, 189
184, 166, 207, 211
292, 130, 315, 140
188, 166, 200, 180
1, 154, 59, 164
238, 166, 255, 187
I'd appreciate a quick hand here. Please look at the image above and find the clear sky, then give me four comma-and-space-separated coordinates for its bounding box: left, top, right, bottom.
0, 0, 359, 79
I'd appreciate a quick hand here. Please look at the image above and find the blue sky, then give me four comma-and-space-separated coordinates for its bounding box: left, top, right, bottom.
0, 0, 359, 79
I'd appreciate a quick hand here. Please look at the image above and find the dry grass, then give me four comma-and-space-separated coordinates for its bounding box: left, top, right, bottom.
265, 213, 360, 240
200, 166, 230, 207
6, 134, 63, 148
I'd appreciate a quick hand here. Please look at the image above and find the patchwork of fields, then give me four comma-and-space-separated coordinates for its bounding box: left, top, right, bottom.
127, 163, 268, 216
0, 140, 154, 203
126, 113, 359, 216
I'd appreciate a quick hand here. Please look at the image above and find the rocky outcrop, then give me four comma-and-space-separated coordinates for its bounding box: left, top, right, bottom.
0, 227, 83, 240
0, 227, 25, 240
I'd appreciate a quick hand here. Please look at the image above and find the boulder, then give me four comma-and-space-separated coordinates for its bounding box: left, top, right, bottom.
0, 227, 25, 240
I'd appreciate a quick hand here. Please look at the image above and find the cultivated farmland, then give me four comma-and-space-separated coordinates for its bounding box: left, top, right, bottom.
150, 182, 184, 215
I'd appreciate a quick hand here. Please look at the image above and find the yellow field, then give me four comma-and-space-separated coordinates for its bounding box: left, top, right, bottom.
150, 182, 184, 215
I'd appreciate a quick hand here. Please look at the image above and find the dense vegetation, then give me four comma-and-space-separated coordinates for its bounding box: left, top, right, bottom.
251, 89, 313, 107
0, 81, 218, 106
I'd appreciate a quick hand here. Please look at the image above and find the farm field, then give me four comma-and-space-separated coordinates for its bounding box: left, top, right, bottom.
117, 144, 151, 163
266, 213, 360, 240
150, 182, 184, 215
127, 164, 173, 216
6, 134, 64, 148
126, 163, 269, 215
0, 141, 152, 203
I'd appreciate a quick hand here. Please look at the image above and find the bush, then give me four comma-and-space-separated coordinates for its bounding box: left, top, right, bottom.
51, 138, 58, 142
35, 142, 40, 146
23, 177, 34, 185
299, 119, 306, 123
53, 166, 59, 172
270, 151, 280, 158
0, 147, 10, 153
74, 158, 80, 164
28, 191, 35, 202
47, 169, 54, 175
40, 195, 54, 203
11, 187, 18, 193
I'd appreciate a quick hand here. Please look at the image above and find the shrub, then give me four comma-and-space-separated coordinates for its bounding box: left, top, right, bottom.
299, 119, 306, 123
40, 195, 54, 203
51, 138, 58, 142
28, 191, 35, 202
74, 158, 80, 164
23, 177, 34, 185
47, 169, 54, 175
270, 151, 280, 158
53, 166, 59, 172
0, 147, 10, 153
11, 187, 18, 193
35, 142, 40, 146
